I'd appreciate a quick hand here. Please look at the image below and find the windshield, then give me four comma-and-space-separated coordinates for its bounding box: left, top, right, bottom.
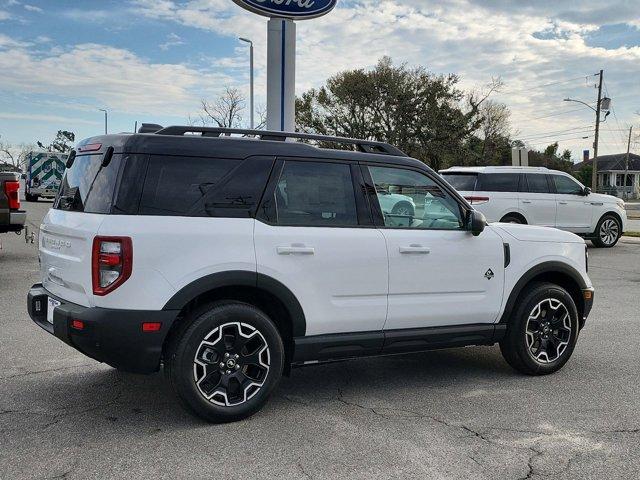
54, 153, 121, 213
440, 173, 477, 191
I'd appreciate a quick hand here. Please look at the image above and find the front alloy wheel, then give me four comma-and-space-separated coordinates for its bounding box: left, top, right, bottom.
596, 217, 620, 247
500, 282, 579, 375
525, 298, 572, 364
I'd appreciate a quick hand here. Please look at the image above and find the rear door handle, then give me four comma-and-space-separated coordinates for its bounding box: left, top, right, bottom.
277, 244, 315, 255
521, 200, 532, 204
399, 244, 431, 254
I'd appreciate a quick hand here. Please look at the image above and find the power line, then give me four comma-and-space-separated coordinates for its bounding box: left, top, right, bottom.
525, 135, 592, 146
495, 74, 598, 96
518, 130, 593, 142
516, 125, 594, 140
515, 106, 592, 121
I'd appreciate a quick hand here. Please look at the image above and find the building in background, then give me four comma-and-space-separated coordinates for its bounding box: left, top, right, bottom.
573, 153, 640, 199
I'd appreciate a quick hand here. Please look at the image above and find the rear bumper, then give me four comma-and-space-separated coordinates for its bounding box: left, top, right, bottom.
0, 210, 25, 233
27, 284, 178, 374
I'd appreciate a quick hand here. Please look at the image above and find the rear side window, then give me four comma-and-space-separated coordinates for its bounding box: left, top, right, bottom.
55, 153, 122, 213
139, 155, 238, 216
274, 161, 358, 227
441, 173, 477, 191
524, 174, 551, 193
476, 173, 520, 192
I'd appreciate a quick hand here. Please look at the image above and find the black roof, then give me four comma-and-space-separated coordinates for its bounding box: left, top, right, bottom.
573, 153, 640, 172
76, 126, 428, 171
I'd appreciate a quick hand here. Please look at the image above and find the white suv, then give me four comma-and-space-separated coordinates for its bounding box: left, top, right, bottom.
28, 127, 594, 423
440, 166, 627, 247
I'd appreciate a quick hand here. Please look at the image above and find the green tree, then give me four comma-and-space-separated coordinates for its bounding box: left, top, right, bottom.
37, 130, 75, 153
296, 57, 499, 171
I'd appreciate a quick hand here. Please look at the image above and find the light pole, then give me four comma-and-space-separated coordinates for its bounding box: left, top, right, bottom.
98, 108, 108, 135
564, 70, 609, 191
239, 37, 254, 129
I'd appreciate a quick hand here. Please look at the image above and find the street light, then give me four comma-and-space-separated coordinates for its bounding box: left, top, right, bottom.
98, 108, 108, 135
239, 37, 254, 129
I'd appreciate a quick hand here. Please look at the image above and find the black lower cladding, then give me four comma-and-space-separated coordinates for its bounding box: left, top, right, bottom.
27, 284, 178, 374
292, 324, 507, 364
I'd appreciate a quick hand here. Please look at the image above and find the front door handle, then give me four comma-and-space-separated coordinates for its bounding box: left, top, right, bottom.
521, 200, 532, 204
558, 201, 568, 205
277, 244, 315, 255
399, 244, 431, 254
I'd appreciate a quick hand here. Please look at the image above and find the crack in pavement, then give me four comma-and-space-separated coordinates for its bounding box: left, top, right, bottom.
0, 363, 96, 381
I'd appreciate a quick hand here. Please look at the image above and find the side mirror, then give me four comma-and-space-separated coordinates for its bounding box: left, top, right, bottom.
583, 187, 591, 196
467, 210, 486, 237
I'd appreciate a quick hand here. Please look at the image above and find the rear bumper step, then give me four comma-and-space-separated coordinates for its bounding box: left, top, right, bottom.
27, 284, 178, 374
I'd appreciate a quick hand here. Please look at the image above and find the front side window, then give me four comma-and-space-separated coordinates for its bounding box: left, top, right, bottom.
368, 166, 464, 230
274, 161, 358, 227
524, 174, 550, 194
553, 175, 584, 194
476, 173, 520, 192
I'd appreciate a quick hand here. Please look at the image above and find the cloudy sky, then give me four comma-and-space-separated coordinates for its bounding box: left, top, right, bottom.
0, 0, 639, 160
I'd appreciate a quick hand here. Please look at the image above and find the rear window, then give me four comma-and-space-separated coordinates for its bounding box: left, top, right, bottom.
55, 153, 122, 213
440, 173, 477, 191
476, 173, 520, 192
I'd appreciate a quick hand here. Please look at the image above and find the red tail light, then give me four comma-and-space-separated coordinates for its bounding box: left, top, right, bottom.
464, 196, 490, 205
92, 236, 132, 296
4, 180, 20, 210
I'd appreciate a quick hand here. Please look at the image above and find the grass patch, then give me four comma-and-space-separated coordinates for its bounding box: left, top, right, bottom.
623, 231, 640, 238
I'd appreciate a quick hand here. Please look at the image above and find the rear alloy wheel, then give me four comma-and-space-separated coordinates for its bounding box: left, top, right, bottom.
167, 302, 284, 423
592, 215, 621, 248
500, 282, 579, 375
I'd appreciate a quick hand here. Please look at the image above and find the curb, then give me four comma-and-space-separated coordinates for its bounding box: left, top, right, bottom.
620, 236, 640, 245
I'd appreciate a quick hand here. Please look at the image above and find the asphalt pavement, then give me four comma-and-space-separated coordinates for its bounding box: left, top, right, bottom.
1, 201, 639, 479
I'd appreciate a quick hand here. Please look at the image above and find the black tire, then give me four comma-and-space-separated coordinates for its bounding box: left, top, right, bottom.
591, 214, 621, 248
392, 201, 415, 217
500, 282, 579, 375
25, 193, 38, 202
500, 214, 525, 224
166, 301, 284, 423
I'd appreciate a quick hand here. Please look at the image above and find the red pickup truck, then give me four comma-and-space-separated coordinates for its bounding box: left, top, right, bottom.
0, 171, 26, 233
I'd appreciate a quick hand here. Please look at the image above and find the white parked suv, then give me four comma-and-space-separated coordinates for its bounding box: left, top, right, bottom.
28, 127, 594, 423
440, 166, 627, 247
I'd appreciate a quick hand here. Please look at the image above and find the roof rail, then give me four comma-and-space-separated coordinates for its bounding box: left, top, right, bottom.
153, 126, 408, 157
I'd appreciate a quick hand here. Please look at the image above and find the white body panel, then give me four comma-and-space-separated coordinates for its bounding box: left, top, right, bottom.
381, 227, 506, 329
254, 220, 388, 336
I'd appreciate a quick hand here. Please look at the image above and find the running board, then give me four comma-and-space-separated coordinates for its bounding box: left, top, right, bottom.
292, 324, 506, 364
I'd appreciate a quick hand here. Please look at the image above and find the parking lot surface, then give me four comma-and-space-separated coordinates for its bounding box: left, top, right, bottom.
1, 201, 639, 479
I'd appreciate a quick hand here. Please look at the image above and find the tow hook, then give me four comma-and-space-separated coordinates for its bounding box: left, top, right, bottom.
20, 225, 36, 244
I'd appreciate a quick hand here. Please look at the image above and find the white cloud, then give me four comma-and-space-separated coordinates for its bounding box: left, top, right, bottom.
23, 4, 42, 13
159, 32, 185, 51
0, 112, 100, 125
0, 9, 11, 20
0, 41, 237, 116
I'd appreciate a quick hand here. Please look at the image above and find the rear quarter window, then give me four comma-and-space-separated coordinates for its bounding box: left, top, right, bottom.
476, 173, 520, 192
440, 173, 477, 191
55, 153, 122, 213
139, 155, 273, 217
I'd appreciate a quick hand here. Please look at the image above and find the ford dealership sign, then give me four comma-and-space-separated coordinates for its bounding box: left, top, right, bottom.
232, 0, 337, 20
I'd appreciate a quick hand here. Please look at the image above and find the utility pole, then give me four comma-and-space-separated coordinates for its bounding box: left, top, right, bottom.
592, 69, 603, 191
99, 108, 108, 135
624, 125, 633, 200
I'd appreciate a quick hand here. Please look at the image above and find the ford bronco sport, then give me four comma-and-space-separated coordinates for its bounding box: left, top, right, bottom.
28, 126, 594, 423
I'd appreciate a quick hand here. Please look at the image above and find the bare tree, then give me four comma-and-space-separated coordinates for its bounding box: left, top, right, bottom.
0, 142, 34, 171
199, 87, 245, 128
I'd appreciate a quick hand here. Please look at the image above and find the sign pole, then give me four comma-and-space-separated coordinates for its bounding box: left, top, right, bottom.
266, 18, 296, 132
